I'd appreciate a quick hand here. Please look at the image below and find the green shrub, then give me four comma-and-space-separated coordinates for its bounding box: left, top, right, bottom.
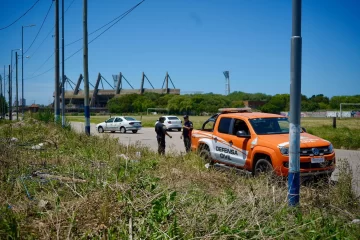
32, 108, 54, 123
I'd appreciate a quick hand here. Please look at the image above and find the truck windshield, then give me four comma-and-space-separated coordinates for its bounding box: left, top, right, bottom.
249, 117, 290, 135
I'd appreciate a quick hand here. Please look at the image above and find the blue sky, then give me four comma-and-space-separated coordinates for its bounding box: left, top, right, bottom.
0, 0, 359, 105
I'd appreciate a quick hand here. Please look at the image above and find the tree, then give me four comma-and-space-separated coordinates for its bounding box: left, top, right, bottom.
261, 103, 282, 114
228, 91, 272, 101
230, 100, 245, 108
167, 95, 186, 113
107, 94, 139, 113
105, 91, 360, 115
301, 101, 319, 112
309, 94, 329, 104
318, 102, 330, 110
265, 94, 290, 112
0, 94, 8, 115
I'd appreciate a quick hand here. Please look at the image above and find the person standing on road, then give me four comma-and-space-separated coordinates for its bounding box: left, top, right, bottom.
155, 117, 172, 155
180, 115, 193, 153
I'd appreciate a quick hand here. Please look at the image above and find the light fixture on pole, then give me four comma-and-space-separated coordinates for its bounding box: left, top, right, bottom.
22, 24, 36, 119
223, 71, 230, 96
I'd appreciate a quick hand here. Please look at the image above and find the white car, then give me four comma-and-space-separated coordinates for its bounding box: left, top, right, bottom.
96, 116, 142, 133
155, 116, 182, 131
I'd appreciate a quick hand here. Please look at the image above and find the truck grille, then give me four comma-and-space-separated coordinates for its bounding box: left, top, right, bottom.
300, 160, 334, 169
300, 146, 331, 156
283, 160, 334, 169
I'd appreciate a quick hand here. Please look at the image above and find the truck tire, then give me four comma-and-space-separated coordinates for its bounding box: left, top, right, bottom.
199, 148, 213, 166
254, 159, 273, 176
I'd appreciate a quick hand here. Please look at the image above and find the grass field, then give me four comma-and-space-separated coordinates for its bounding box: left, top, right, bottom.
1, 119, 359, 239
67, 115, 360, 149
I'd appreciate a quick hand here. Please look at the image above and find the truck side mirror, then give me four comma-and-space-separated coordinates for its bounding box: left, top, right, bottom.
301, 127, 306, 133
236, 130, 250, 138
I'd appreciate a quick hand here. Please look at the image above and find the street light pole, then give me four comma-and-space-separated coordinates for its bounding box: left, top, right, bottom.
83, 0, 90, 135
16, 52, 19, 120
22, 26, 24, 118
0, 74, 2, 117
8, 65, 11, 120
4, 65, 6, 119
22, 24, 35, 119
288, 0, 302, 206
61, 0, 65, 127
54, 0, 60, 123
11, 48, 20, 119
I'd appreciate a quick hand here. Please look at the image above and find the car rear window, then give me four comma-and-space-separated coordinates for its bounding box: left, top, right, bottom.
168, 117, 180, 120
124, 117, 136, 121
218, 117, 232, 134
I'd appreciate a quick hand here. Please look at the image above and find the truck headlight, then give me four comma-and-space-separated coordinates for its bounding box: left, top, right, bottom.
328, 144, 333, 153
279, 147, 289, 156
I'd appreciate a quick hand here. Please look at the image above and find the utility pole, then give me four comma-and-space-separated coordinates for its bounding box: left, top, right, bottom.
8, 65, 12, 120
61, 0, 65, 127
0, 74, 2, 117
3, 66, 5, 118
22, 28, 24, 118
83, 0, 90, 135
288, 0, 302, 206
16, 52, 19, 120
54, 0, 60, 123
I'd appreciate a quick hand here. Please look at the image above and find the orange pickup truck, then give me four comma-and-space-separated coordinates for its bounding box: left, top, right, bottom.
191, 108, 335, 177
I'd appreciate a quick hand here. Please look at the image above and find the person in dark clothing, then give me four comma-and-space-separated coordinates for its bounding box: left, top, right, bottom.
180, 115, 193, 153
155, 117, 172, 155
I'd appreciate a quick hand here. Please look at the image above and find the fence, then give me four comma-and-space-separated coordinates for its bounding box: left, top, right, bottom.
280, 111, 360, 118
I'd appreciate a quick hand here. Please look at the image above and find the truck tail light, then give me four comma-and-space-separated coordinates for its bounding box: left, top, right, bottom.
129, 122, 134, 125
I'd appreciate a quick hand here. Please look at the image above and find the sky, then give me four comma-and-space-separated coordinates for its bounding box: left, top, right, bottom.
0, 0, 359, 105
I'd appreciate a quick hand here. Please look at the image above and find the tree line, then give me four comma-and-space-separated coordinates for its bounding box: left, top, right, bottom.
106, 92, 360, 114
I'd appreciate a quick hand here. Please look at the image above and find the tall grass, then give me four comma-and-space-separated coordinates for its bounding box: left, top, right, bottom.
307, 126, 360, 150
1, 119, 359, 239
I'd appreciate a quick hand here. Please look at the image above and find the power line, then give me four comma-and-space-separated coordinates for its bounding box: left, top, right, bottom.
65, 0, 145, 60
27, 65, 55, 80
31, 52, 54, 76
89, 1, 144, 45
65, 1, 137, 47
24, 1, 54, 55
0, 0, 41, 31
25, 0, 145, 81
65, 0, 76, 13
25, 0, 76, 65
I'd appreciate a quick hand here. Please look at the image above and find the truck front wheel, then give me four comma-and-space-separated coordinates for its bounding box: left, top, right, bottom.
254, 159, 273, 176
199, 148, 213, 166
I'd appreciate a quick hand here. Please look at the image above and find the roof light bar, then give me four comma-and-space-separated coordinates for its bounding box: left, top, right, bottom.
218, 108, 252, 113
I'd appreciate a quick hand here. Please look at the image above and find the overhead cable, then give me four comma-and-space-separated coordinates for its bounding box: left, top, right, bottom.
0, 0, 41, 31
24, 1, 54, 55
25, 0, 145, 80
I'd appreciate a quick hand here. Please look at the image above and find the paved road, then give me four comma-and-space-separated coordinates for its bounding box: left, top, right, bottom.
71, 122, 360, 195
